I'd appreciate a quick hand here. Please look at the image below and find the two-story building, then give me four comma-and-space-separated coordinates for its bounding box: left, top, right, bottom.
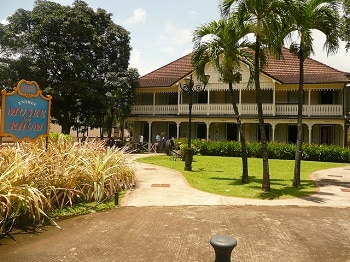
127, 48, 350, 149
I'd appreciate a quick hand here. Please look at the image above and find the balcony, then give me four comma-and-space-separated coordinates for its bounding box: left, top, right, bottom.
275, 104, 342, 116
131, 104, 343, 117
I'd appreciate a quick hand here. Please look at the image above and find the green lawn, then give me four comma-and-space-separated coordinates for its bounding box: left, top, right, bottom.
136, 155, 348, 199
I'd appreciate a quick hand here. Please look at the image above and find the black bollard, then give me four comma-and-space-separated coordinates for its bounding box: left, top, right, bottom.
114, 191, 119, 205
210, 235, 237, 262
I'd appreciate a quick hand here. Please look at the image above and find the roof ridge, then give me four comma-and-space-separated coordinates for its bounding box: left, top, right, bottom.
141, 53, 192, 78
282, 46, 348, 74
139, 47, 349, 87
306, 54, 349, 74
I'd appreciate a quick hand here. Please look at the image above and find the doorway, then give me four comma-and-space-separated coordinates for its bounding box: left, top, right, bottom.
196, 123, 207, 140
226, 123, 238, 141
320, 126, 333, 145
288, 125, 297, 144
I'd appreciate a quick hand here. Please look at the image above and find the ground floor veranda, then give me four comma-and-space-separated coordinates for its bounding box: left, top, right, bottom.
126, 115, 347, 151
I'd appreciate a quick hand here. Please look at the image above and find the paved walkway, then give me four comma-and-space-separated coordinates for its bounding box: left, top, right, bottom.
1, 154, 350, 262
124, 154, 350, 208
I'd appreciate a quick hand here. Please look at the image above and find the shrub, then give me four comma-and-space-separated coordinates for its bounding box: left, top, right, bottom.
268, 142, 295, 160
192, 140, 350, 163
0, 134, 134, 237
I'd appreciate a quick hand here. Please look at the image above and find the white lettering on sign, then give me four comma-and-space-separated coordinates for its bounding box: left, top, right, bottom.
17, 100, 37, 106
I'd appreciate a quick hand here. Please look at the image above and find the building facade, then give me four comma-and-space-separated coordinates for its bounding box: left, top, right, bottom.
127, 48, 350, 150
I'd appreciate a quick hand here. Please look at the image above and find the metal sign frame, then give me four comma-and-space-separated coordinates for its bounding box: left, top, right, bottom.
0, 80, 52, 142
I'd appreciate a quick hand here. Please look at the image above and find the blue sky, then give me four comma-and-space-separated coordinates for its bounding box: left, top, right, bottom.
1, 0, 349, 76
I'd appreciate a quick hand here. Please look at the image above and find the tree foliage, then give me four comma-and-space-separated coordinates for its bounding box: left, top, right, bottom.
220, 0, 287, 192
192, 16, 254, 183
284, 0, 340, 187
342, 0, 350, 50
0, 0, 138, 134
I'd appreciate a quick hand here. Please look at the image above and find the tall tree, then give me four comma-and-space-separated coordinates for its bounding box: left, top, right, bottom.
0, 0, 135, 134
104, 69, 139, 138
192, 17, 254, 183
220, 0, 286, 191
341, 0, 350, 50
285, 0, 340, 187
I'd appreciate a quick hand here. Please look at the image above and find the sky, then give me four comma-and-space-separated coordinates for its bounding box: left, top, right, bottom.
1, 0, 349, 76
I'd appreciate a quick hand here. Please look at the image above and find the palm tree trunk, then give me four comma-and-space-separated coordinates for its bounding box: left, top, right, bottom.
293, 55, 305, 187
255, 39, 270, 192
228, 82, 249, 183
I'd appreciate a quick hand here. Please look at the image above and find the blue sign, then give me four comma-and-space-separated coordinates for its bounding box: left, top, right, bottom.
1, 80, 52, 142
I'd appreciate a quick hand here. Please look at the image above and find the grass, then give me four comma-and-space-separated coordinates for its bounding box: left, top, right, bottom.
136, 155, 348, 199
49, 191, 126, 219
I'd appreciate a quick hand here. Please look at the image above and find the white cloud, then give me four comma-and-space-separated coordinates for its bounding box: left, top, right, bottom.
130, 48, 159, 76
130, 49, 142, 70
1, 18, 8, 25
158, 22, 192, 46
125, 8, 147, 25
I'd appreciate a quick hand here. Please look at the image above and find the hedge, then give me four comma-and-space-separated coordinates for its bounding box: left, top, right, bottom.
183, 140, 350, 163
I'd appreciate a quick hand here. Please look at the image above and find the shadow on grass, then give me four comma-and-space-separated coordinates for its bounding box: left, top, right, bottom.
208, 175, 316, 200
198, 167, 224, 173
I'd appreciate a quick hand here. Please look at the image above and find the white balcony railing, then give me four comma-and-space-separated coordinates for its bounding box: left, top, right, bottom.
275, 104, 342, 116
131, 104, 343, 117
131, 105, 154, 115
309, 104, 342, 116
155, 105, 178, 115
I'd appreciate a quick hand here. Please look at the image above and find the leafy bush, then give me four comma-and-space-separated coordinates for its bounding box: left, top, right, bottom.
0, 134, 134, 238
268, 142, 295, 160
247, 142, 262, 158
191, 140, 350, 163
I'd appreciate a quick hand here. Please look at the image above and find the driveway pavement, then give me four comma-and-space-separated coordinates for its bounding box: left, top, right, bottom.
1, 153, 350, 262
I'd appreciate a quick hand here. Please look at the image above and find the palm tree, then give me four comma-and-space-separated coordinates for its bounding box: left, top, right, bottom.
220, 0, 286, 192
341, 0, 350, 50
191, 16, 254, 183
285, 0, 340, 187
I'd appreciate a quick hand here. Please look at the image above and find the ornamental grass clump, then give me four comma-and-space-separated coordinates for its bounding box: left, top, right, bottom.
0, 134, 134, 238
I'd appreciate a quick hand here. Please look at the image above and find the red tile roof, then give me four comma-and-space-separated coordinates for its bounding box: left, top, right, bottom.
139, 54, 192, 88
139, 48, 349, 88
263, 48, 349, 84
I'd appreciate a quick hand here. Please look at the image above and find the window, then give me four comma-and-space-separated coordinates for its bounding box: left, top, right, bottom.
257, 124, 270, 142
261, 90, 273, 103
288, 91, 299, 104
225, 90, 239, 103
168, 93, 178, 105
197, 91, 208, 104
320, 90, 339, 104
320, 126, 333, 145
141, 93, 153, 105
182, 91, 207, 104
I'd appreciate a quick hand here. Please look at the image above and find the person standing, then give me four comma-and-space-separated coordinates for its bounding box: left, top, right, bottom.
162, 133, 168, 152
139, 133, 144, 148
155, 132, 161, 152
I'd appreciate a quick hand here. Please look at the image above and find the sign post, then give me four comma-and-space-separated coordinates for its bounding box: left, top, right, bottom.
0, 80, 52, 142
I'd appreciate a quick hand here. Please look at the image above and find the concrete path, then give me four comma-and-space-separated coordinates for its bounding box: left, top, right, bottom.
124, 154, 350, 208
1, 154, 350, 262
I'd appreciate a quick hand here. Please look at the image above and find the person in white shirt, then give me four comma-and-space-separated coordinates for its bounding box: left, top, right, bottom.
155, 132, 161, 152
139, 133, 144, 147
